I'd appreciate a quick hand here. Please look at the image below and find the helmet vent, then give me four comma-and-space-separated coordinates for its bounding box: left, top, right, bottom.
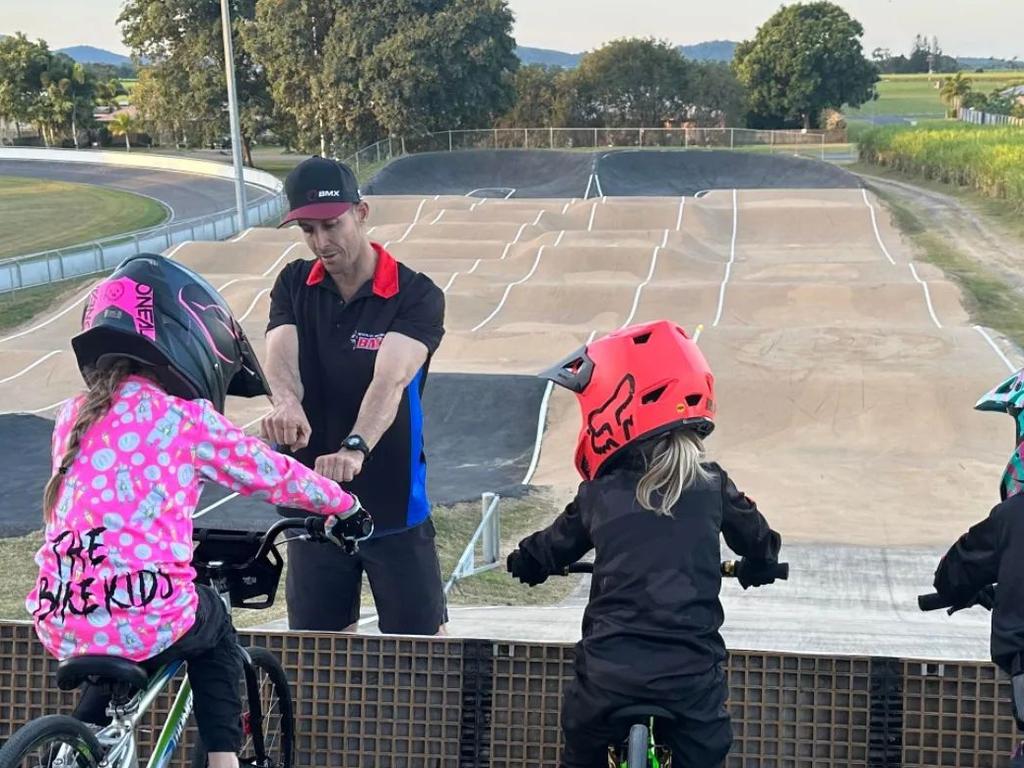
563, 356, 586, 374
632, 332, 652, 345
641, 385, 667, 405
685, 394, 703, 406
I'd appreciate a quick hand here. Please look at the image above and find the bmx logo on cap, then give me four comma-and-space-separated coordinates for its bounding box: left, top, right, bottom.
306, 189, 343, 202
281, 156, 363, 227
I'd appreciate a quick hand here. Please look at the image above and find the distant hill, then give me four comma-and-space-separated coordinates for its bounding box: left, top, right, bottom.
516, 40, 738, 68
679, 40, 737, 61
956, 56, 1023, 71
515, 46, 582, 68
57, 45, 131, 65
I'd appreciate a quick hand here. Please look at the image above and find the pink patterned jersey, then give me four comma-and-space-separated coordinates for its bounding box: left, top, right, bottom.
26, 375, 355, 662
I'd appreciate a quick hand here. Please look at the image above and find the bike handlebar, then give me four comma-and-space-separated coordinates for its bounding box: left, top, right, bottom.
918, 592, 954, 612
198, 507, 374, 571
918, 585, 995, 615
560, 560, 790, 580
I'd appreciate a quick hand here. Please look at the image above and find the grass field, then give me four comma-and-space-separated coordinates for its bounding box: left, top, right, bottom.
844, 71, 1024, 120
0, 176, 168, 259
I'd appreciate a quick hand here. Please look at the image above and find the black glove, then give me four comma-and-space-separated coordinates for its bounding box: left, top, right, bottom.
507, 549, 548, 586
735, 558, 778, 589
947, 584, 996, 614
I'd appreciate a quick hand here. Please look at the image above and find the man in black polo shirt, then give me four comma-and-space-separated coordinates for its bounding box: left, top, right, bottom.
262, 156, 447, 635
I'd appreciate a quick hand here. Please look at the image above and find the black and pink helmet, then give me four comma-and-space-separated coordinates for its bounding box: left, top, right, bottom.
71, 253, 271, 412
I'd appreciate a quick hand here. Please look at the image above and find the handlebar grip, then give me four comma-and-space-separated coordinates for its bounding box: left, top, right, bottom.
721, 561, 790, 581
331, 508, 374, 541
918, 592, 954, 611
564, 562, 594, 574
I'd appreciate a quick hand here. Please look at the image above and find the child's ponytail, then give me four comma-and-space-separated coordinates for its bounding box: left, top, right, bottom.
635, 429, 711, 516
42, 359, 136, 524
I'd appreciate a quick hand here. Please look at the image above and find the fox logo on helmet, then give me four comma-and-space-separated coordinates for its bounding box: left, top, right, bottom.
587, 374, 635, 456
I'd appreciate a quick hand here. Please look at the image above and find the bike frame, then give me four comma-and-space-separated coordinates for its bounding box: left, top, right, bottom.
92, 660, 192, 768
89, 586, 270, 768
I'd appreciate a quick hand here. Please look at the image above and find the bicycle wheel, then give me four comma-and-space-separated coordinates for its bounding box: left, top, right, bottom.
191, 646, 294, 768
626, 723, 649, 768
0, 715, 103, 768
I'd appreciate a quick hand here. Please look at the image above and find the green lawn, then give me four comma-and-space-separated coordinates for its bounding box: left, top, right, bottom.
0, 176, 168, 259
844, 71, 1024, 120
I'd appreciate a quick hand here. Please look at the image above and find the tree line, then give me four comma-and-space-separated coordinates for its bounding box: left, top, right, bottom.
2, 1, 882, 162
0, 33, 128, 147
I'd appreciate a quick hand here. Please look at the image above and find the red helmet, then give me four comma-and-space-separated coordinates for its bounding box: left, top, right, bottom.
540, 320, 715, 481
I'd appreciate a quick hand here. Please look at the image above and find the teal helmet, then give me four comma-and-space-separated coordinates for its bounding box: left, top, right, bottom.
976, 367, 1024, 500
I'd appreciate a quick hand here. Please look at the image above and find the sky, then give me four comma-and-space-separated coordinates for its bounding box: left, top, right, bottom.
0, 0, 1021, 60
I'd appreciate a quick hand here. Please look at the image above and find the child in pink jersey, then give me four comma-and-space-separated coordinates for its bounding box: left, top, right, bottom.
25, 253, 362, 768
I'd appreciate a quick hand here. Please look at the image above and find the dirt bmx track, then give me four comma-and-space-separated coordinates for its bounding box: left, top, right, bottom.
0, 149, 1016, 657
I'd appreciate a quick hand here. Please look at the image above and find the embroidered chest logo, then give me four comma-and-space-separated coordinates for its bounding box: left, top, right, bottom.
351, 331, 385, 351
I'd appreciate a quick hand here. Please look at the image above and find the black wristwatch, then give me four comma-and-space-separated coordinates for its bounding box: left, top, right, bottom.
341, 434, 371, 459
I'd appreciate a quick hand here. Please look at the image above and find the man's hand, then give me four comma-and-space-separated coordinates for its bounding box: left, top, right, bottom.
261, 398, 312, 451
315, 448, 365, 483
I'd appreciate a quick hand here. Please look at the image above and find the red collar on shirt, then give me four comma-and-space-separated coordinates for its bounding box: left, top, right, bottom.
305, 242, 399, 299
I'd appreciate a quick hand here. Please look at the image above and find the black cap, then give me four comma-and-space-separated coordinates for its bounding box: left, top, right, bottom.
279, 156, 361, 227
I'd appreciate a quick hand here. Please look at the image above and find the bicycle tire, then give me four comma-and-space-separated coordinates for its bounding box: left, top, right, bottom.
0, 714, 103, 768
626, 723, 649, 768
191, 646, 294, 768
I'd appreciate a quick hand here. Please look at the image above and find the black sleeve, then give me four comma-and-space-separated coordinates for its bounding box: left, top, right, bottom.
266, 261, 300, 334
717, 465, 781, 563
933, 505, 1003, 603
517, 485, 593, 574
391, 277, 445, 354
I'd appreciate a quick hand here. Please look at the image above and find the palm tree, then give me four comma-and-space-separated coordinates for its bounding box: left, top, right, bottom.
940, 72, 973, 117
96, 79, 126, 111
109, 112, 138, 152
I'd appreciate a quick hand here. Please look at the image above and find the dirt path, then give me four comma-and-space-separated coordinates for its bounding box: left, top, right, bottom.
855, 171, 1024, 294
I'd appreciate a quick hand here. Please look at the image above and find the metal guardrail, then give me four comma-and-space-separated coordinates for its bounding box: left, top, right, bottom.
0, 148, 286, 295
0, 192, 286, 295
340, 126, 833, 177
444, 492, 503, 594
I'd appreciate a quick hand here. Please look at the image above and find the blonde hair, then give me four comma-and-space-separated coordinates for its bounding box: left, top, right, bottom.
635, 429, 711, 516
42, 359, 137, 524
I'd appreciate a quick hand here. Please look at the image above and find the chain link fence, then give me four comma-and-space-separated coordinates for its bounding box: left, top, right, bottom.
340, 126, 830, 178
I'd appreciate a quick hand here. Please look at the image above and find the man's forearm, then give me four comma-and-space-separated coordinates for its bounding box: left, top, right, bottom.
265, 327, 304, 405
348, 378, 405, 450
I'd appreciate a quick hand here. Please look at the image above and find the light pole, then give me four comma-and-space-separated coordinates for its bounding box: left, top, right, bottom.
220, 0, 247, 230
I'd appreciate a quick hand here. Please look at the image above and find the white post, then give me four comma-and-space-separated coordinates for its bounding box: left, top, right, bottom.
448, 130, 453, 152
730, 128, 734, 149
219, 0, 247, 230
524, 127, 528, 148
481, 493, 500, 566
